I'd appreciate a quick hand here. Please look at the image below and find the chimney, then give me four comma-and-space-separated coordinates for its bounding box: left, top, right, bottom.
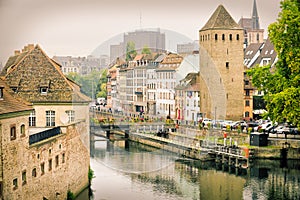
14, 50, 21, 55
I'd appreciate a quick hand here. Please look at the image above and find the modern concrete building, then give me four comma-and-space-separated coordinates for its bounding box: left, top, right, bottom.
110, 29, 166, 63
199, 5, 244, 120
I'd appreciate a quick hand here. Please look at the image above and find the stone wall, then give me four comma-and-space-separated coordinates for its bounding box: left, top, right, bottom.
0, 115, 89, 199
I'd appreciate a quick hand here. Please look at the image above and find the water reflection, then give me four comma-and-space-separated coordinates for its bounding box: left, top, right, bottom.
77, 138, 300, 200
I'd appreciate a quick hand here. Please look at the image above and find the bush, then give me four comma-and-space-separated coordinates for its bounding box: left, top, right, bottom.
67, 190, 75, 200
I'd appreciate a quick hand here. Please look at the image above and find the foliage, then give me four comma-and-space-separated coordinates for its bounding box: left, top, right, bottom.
67, 190, 75, 200
247, 0, 300, 128
141, 45, 151, 55
126, 41, 137, 61
96, 69, 108, 98
66, 69, 107, 99
88, 166, 94, 185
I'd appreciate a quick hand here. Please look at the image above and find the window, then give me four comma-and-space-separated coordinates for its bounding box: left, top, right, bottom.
20, 124, 25, 136
41, 163, 45, 175
13, 178, 18, 190
222, 34, 225, 40
245, 111, 250, 117
29, 110, 36, 127
11, 87, 17, 93
246, 90, 250, 96
32, 168, 37, 177
215, 34, 218, 40
236, 34, 240, 40
40, 87, 48, 94
246, 100, 250, 106
46, 110, 55, 126
0, 87, 3, 99
22, 171, 26, 185
229, 34, 232, 40
226, 62, 229, 69
55, 155, 59, 167
10, 126, 16, 140
48, 159, 52, 171
62, 153, 65, 163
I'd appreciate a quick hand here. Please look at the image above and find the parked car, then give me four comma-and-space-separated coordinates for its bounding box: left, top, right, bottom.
290, 126, 299, 134
255, 121, 273, 132
231, 121, 247, 130
202, 118, 212, 126
246, 122, 259, 132
221, 120, 233, 129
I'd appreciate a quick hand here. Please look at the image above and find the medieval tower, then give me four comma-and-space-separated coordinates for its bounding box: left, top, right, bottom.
199, 5, 244, 120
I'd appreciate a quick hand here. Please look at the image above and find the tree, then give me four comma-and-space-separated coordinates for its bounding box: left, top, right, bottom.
141, 45, 151, 55
66, 70, 106, 99
247, 0, 300, 127
126, 41, 137, 61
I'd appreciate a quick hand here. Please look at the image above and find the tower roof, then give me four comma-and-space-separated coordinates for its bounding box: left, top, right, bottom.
252, 0, 260, 29
201, 5, 241, 31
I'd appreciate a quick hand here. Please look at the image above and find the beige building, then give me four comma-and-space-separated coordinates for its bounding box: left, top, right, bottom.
199, 5, 244, 120
0, 44, 91, 199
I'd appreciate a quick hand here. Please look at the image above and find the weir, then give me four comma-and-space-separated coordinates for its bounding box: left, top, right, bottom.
90, 123, 252, 168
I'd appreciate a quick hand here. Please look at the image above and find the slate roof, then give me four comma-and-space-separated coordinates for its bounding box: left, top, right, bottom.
1, 44, 91, 104
253, 38, 277, 66
201, 5, 242, 31
0, 78, 33, 116
175, 72, 200, 91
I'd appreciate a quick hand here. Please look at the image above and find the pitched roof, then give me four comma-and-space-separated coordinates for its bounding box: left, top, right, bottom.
201, 5, 242, 31
0, 78, 33, 116
1, 44, 90, 103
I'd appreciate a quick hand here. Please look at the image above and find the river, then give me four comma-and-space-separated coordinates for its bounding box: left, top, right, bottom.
76, 137, 300, 200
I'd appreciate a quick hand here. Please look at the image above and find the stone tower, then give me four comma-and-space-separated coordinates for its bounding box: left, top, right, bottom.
199, 5, 244, 120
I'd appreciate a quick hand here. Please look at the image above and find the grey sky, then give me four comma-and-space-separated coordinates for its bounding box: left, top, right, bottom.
0, 0, 281, 64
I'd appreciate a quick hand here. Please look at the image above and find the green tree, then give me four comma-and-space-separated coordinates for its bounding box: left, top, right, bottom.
141, 45, 151, 55
126, 41, 137, 61
247, 0, 300, 127
66, 70, 106, 99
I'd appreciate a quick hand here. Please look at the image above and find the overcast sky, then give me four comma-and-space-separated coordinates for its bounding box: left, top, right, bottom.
0, 0, 281, 65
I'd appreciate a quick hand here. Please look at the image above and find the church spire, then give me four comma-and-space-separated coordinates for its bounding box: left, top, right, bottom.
252, 0, 260, 29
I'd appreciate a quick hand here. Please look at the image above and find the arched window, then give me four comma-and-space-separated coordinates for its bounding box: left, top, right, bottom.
222, 34, 225, 40
236, 34, 240, 40
215, 34, 218, 40
256, 33, 259, 41
20, 124, 25, 136
229, 34, 232, 41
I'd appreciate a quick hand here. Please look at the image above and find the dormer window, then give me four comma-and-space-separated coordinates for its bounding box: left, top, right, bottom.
0, 87, 3, 99
40, 87, 48, 94
11, 87, 17, 93
39, 80, 50, 95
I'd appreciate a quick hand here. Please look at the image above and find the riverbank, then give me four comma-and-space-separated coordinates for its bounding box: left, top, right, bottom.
126, 126, 300, 161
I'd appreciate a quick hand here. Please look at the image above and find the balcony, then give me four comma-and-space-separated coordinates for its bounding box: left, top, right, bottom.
29, 127, 62, 145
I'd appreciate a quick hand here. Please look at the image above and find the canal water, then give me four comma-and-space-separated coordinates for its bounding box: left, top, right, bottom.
77, 137, 300, 200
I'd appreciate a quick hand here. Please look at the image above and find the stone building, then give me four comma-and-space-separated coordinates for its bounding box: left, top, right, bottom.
0, 44, 91, 199
199, 5, 244, 120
